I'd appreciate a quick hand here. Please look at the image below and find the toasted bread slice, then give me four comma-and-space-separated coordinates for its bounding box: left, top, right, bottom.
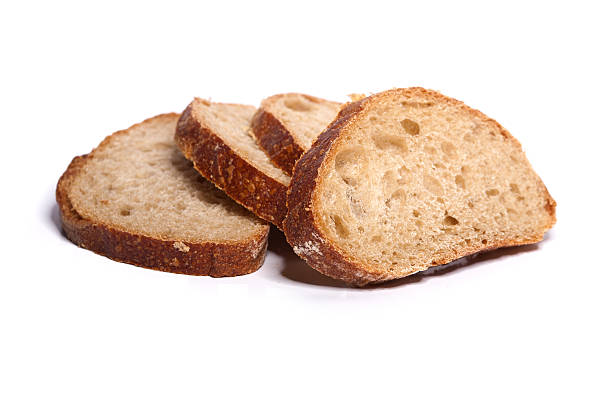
251, 93, 341, 174
57, 114, 269, 276
176, 99, 290, 228
284, 88, 556, 286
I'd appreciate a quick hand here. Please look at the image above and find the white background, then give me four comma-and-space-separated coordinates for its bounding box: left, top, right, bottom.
1, 1, 610, 407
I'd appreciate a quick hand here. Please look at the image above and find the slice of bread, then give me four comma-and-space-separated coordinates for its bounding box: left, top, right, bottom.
251, 93, 341, 174
284, 88, 556, 286
56, 114, 269, 276
176, 98, 290, 228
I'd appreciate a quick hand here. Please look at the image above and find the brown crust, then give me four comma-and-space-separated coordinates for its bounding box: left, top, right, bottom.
284, 88, 557, 286
250, 93, 341, 175
56, 114, 269, 277
175, 100, 288, 229
251, 107, 304, 175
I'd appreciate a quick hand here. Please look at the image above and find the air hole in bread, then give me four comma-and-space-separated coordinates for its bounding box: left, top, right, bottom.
430, 162, 443, 170
332, 215, 349, 238
401, 101, 434, 108
424, 146, 436, 155
383, 169, 396, 188
400, 119, 420, 135
510, 183, 520, 194
486, 189, 500, 197
443, 215, 460, 226
455, 174, 465, 189
423, 175, 443, 195
372, 133, 407, 152
349, 195, 364, 217
386, 189, 406, 208
482, 239, 488, 245
284, 96, 312, 112
335, 147, 368, 186
413, 209, 420, 217
441, 142, 457, 158
120, 208, 132, 216
398, 166, 410, 184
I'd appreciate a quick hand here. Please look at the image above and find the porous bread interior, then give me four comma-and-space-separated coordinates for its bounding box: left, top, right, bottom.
314, 92, 554, 276
68, 115, 267, 243
266, 93, 341, 151
191, 99, 290, 185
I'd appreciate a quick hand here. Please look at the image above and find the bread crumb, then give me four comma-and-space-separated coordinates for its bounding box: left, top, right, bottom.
173, 241, 190, 252
293, 241, 322, 257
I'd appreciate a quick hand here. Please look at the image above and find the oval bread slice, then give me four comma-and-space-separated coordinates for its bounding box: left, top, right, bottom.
176, 99, 290, 228
251, 93, 341, 174
284, 88, 556, 286
56, 114, 269, 276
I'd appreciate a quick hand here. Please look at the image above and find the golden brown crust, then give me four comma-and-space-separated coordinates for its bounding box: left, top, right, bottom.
175, 102, 288, 229
251, 108, 303, 175
284, 88, 557, 286
56, 114, 269, 277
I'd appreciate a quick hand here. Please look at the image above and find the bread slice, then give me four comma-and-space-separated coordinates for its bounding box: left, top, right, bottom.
56, 114, 269, 276
175, 98, 290, 228
251, 93, 341, 174
284, 88, 556, 286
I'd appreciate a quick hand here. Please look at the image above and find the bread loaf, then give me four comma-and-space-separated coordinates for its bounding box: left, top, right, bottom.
284, 88, 556, 286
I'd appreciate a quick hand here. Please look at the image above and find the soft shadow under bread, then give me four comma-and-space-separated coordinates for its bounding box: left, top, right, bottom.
50, 201, 64, 237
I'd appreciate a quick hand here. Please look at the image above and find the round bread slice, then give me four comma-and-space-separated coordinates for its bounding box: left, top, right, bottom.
251, 93, 341, 174
175, 99, 290, 228
284, 88, 557, 286
56, 114, 269, 276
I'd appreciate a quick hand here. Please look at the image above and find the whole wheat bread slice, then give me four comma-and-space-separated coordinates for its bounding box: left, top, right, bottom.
251, 93, 341, 174
175, 98, 290, 228
57, 114, 269, 276
284, 88, 556, 286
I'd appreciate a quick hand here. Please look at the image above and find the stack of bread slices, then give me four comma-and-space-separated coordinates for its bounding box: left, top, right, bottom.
57, 88, 556, 286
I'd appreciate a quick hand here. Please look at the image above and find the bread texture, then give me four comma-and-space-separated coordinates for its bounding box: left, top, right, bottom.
251, 93, 341, 174
175, 99, 290, 228
56, 114, 269, 276
284, 88, 556, 286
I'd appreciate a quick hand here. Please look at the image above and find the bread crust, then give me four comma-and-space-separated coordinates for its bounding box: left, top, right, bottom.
175, 101, 288, 228
250, 93, 341, 175
56, 114, 269, 277
251, 107, 303, 175
284, 88, 557, 286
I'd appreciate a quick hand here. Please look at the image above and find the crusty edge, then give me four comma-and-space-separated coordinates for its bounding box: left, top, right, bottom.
175, 101, 288, 228
284, 88, 557, 286
251, 107, 304, 175
56, 114, 269, 277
